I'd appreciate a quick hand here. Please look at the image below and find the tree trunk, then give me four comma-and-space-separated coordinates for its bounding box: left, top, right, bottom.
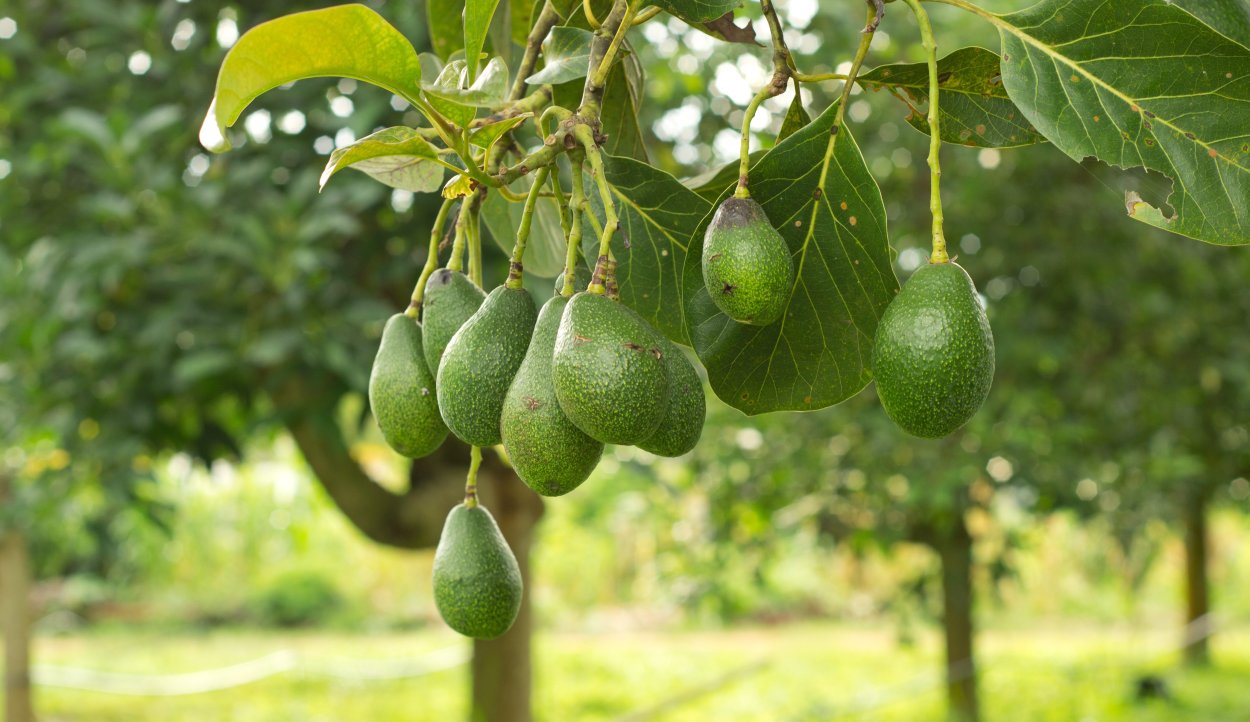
936, 519, 978, 722
0, 527, 34, 722
1182, 488, 1211, 666
471, 457, 543, 722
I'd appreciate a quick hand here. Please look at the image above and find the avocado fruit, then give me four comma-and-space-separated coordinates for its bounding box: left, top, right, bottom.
368, 313, 449, 458
502, 296, 604, 496
552, 292, 670, 445
422, 269, 487, 372
872, 261, 995, 438
637, 338, 706, 457
702, 196, 794, 326
432, 503, 522, 639
437, 285, 537, 446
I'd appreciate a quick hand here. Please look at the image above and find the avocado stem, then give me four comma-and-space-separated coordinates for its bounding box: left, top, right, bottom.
447, 196, 474, 273
562, 160, 589, 297
467, 199, 484, 287
464, 445, 482, 508
574, 124, 619, 294
900, 0, 949, 264
407, 196, 456, 318
507, 167, 552, 289
735, 0, 796, 198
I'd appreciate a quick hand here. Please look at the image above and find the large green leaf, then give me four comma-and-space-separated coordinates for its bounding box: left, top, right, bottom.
599, 62, 648, 161
428, 0, 467, 59
526, 27, 595, 85
685, 101, 898, 415
581, 157, 712, 344
647, 0, 739, 24
199, 4, 422, 153
984, 0, 1250, 244
319, 127, 444, 193
859, 46, 1044, 148
465, 0, 504, 81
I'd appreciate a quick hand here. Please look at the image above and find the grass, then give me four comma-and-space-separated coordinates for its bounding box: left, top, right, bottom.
23, 622, 1250, 721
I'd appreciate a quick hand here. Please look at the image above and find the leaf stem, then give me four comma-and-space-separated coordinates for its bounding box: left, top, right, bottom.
563, 159, 588, 297
792, 72, 850, 83
407, 196, 456, 317
632, 6, 662, 25
507, 167, 552, 288
574, 124, 618, 294
464, 446, 482, 508
901, 0, 948, 263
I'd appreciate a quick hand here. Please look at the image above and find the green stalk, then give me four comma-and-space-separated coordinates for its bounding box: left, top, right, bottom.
573, 124, 618, 294
464, 446, 482, 508
468, 199, 484, 287
507, 167, 552, 289
734, 88, 772, 199
446, 197, 474, 273
406, 196, 456, 318
901, 0, 948, 263
562, 159, 588, 297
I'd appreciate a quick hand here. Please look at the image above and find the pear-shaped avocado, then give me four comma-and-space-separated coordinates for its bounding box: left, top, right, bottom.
502, 297, 604, 496
872, 261, 995, 438
637, 338, 706, 457
552, 292, 670, 445
702, 196, 794, 326
368, 314, 449, 458
437, 286, 537, 446
432, 503, 522, 639
422, 269, 487, 372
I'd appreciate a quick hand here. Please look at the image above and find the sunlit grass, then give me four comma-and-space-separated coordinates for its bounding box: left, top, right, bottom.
25, 622, 1250, 721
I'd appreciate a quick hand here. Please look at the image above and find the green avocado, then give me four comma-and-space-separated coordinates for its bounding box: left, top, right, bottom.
872, 261, 995, 438
552, 292, 670, 445
368, 314, 449, 458
432, 503, 522, 639
702, 196, 794, 326
422, 269, 486, 373
501, 297, 604, 496
637, 338, 706, 457
437, 285, 537, 447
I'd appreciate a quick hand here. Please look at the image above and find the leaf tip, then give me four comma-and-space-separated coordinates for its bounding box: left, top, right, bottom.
197, 99, 231, 153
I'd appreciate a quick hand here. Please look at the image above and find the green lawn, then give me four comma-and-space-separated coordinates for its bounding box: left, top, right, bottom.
24, 623, 1250, 721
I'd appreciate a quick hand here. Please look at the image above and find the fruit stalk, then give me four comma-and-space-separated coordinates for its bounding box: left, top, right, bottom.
447, 196, 474, 273
734, 0, 795, 198
467, 199, 484, 287
574, 124, 619, 294
507, 167, 552, 289
901, 0, 948, 264
407, 196, 455, 317
465, 445, 482, 508
562, 160, 589, 297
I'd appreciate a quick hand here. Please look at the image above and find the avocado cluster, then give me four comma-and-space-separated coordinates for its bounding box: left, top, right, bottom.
367, 265, 707, 639
872, 261, 995, 438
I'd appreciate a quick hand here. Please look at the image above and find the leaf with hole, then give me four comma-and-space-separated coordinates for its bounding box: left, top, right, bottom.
987, 0, 1250, 244
319, 127, 444, 193
199, 4, 422, 152
860, 46, 1044, 149
684, 100, 899, 415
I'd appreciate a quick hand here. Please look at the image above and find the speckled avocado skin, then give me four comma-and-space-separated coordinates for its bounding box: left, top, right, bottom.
552, 292, 671, 445
437, 286, 537, 447
702, 196, 794, 326
872, 261, 995, 438
432, 503, 522, 639
421, 269, 486, 373
368, 314, 449, 458
637, 338, 706, 457
502, 297, 604, 496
